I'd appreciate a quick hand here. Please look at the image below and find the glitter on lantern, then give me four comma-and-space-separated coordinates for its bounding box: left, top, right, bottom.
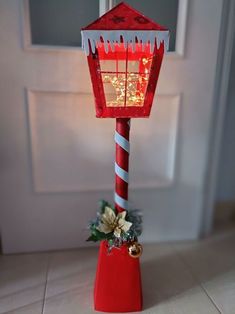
142, 58, 148, 65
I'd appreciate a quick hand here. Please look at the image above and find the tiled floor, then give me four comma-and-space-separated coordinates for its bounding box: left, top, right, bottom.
1, 226, 235, 314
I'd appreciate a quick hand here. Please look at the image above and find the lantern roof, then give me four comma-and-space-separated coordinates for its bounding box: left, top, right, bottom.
81, 2, 169, 55
82, 2, 167, 31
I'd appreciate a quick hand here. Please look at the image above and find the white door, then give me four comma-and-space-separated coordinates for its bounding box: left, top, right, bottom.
0, 0, 224, 253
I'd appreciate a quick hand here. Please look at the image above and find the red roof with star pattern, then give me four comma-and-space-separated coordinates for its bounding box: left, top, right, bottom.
82, 2, 167, 31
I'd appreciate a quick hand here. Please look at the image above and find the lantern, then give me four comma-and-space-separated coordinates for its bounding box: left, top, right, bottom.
82, 3, 169, 119
81, 2, 169, 312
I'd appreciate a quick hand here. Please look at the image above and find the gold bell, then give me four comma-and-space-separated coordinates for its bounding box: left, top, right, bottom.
128, 242, 143, 258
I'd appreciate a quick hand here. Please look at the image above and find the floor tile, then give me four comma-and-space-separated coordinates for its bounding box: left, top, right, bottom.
2, 230, 235, 314
46, 247, 96, 298
141, 243, 197, 308
172, 230, 235, 283
47, 243, 194, 305
45, 243, 202, 313
0, 253, 48, 313
47, 247, 97, 281
0, 253, 49, 297
203, 269, 235, 314
46, 268, 95, 299
0, 285, 44, 314
141, 242, 175, 260
145, 286, 220, 314
2, 301, 43, 314
43, 284, 219, 314
43, 287, 94, 314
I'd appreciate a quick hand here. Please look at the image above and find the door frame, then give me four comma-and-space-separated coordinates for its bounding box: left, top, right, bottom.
201, 0, 235, 235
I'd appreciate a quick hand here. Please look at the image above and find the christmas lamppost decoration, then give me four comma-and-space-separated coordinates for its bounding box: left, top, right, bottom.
81, 2, 169, 312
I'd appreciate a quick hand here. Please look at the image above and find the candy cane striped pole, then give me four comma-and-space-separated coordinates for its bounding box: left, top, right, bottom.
114, 118, 130, 213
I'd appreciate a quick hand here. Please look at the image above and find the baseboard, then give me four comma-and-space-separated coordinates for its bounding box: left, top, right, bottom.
214, 201, 235, 223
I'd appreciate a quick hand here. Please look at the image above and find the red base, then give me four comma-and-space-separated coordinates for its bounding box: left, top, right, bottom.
94, 241, 142, 313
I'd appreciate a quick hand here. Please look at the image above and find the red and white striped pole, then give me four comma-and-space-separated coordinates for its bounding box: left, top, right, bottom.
114, 118, 130, 213
94, 117, 143, 312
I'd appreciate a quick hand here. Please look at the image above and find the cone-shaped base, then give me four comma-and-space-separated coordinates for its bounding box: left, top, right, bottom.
94, 241, 142, 312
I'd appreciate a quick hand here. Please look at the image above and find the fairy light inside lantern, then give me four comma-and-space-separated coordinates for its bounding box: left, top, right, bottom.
98, 42, 153, 107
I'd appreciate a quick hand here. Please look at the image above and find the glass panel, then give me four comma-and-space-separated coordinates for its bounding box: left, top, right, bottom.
126, 72, 149, 107
29, 0, 99, 47
127, 45, 153, 106
98, 43, 153, 107
102, 71, 148, 107
102, 74, 125, 107
115, 0, 178, 51
128, 54, 153, 74
128, 60, 139, 73
99, 60, 126, 73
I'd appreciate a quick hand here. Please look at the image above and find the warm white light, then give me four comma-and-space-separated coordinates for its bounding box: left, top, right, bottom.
102, 56, 152, 107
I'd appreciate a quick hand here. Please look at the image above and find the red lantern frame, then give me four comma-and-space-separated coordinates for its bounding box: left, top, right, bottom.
81, 2, 169, 118
86, 42, 164, 118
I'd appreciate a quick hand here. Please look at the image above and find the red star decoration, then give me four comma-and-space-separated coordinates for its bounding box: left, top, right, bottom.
111, 15, 125, 24
134, 16, 149, 24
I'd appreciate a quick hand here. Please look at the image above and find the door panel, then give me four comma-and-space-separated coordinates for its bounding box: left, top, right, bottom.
28, 92, 179, 192
0, 0, 223, 253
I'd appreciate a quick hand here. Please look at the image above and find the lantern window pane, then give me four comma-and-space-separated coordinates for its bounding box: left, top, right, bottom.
117, 61, 127, 73
126, 45, 153, 107
101, 71, 148, 107
99, 60, 126, 73
128, 61, 139, 73
98, 43, 154, 108
102, 74, 125, 107
127, 56, 153, 74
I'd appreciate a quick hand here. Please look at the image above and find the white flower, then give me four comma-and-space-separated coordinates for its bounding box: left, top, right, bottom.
96, 206, 132, 238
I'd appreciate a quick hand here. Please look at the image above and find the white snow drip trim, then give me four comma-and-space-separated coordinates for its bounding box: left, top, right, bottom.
81, 30, 169, 55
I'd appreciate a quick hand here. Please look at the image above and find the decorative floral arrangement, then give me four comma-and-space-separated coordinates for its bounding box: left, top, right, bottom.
87, 200, 142, 253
